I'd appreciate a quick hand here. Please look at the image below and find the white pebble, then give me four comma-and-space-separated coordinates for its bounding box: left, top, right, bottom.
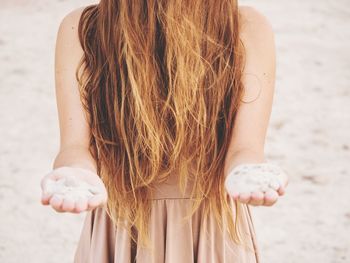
225, 163, 286, 194
45, 175, 100, 202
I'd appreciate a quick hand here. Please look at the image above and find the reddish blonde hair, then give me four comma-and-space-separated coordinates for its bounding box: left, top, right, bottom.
76, 0, 248, 250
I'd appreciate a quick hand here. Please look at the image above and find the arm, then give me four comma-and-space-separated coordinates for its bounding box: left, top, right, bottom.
40, 7, 108, 213
53, 7, 97, 174
224, 6, 276, 177
223, 7, 287, 206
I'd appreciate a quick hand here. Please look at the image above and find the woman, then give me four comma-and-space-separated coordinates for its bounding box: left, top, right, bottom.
41, 1, 288, 262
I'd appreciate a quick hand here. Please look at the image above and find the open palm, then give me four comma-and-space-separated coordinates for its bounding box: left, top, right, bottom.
225, 163, 289, 206
40, 166, 108, 213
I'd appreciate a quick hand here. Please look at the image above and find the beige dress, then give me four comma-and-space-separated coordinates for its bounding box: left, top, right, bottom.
73, 171, 260, 262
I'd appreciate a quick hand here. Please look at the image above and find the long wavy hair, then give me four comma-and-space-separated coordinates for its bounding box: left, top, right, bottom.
76, 0, 249, 250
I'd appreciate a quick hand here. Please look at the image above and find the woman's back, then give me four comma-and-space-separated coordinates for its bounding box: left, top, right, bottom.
43, 1, 284, 262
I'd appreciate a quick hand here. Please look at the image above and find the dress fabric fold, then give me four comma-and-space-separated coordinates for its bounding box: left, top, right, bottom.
74, 172, 260, 263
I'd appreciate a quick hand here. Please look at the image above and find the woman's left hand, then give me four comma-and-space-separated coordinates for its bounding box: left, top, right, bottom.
224, 163, 289, 206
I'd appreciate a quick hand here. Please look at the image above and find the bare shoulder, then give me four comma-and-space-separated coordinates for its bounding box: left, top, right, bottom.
58, 6, 87, 31
238, 5, 274, 37
238, 5, 272, 24
237, 5, 276, 73
55, 5, 94, 52
54, 5, 92, 78
54, 6, 92, 151
238, 5, 275, 56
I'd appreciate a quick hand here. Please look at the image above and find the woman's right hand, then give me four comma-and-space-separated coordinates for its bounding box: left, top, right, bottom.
40, 166, 108, 213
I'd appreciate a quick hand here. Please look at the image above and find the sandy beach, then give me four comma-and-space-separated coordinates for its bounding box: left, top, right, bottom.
0, 0, 349, 262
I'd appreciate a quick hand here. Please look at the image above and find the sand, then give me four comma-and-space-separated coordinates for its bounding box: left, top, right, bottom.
225, 162, 287, 193
44, 175, 100, 201
0, 0, 349, 262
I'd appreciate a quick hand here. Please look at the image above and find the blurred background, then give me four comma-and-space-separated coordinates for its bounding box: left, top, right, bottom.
0, 0, 349, 262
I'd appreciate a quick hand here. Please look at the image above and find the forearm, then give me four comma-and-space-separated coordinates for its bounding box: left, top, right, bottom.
223, 148, 266, 178
53, 145, 98, 175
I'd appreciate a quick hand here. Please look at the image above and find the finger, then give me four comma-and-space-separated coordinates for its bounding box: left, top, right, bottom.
229, 191, 240, 200
53, 206, 66, 213
49, 194, 65, 212
238, 192, 251, 204
74, 197, 88, 213
41, 192, 53, 205
61, 197, 76, 212
263, 190, 278, 206
249, 191, 264, 206
277, 185, 285, 196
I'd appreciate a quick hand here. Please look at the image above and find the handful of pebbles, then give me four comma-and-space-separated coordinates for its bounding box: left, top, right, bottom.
225, 162, 287, 194
44, 174, 101, 201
